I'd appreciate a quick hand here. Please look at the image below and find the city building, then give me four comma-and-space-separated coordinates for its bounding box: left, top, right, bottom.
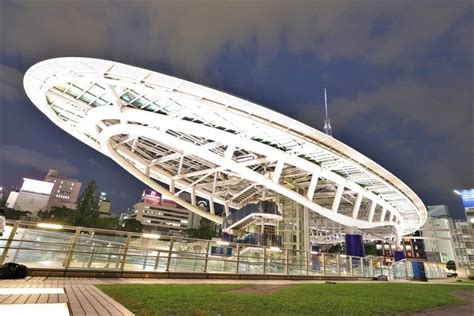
411, 203, 474, 274
128, 189, 200, 235
5, 191, 19, 208
96, 192, 112, 217
0, 184, 20, 202
13, 178, 54, 215
458, 189, 474, 273
419, 215, 456, 263
98, 200, 112, 218
427, 205, 450, 218
24, 58, 428, 255
44, 169, 82, 210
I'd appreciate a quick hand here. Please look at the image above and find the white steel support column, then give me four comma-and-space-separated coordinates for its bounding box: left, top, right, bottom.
272, 160, 285, 183
352, 193, 363, 219
368, 200, 377, 222
209, 196, 215, 215
224, 203, 230, 217
331, 184, 344, 213
169, 178, 175, 194
306, 172, 319, 201
303, 206, 310, 252
380, 207, 387, 222
191, 186, 197, 206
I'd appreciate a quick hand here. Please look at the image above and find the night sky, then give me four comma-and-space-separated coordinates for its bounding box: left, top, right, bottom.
0, 1, 472, 218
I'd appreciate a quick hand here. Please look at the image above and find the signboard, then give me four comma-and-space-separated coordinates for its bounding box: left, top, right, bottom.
142, 189, 161, 206
461, 189, 474, 209
210, 246, 233, 256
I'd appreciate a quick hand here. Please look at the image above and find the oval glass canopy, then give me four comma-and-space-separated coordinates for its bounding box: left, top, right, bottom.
24, 57, 427, 242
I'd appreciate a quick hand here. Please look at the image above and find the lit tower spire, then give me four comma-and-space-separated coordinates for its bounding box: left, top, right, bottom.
323, 88, 332, 136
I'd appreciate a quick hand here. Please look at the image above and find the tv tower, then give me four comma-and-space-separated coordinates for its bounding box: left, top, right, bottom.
323, 88, 332, 136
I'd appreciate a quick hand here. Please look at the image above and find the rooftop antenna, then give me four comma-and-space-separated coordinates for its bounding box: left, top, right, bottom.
323, 88, 332, 136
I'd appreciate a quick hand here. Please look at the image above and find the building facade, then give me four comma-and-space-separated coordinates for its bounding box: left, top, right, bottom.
44, 169, 82, 210
0, 184, 20, 202
13, 178, 54, 215
127, 190, 200, 236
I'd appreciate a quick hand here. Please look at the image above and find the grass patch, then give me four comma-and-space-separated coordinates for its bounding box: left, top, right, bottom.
97, 283, 473, 316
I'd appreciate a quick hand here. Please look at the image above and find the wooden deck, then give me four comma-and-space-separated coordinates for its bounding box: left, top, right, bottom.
0, 277, 133, 315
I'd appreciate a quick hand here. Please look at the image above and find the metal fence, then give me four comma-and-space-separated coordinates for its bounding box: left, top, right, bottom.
0, 221, 444, 279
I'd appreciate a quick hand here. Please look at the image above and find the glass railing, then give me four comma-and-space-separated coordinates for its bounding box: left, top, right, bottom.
0, 220, 445, 279
391, 259, 447, 280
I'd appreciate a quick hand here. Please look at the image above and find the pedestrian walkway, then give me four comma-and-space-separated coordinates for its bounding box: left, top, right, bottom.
0, 277, 133, 315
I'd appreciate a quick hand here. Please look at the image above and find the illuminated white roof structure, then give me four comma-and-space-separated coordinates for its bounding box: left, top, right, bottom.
24, 57, 427, 242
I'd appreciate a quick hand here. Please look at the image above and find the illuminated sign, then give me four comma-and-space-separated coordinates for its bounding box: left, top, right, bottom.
210, 246, 233, 256
461, 189, 474, 209
20, 178, 54, 195
142, 189, 161, 206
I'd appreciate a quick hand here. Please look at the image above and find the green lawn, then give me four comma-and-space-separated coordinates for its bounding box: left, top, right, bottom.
97, 283, 473, 316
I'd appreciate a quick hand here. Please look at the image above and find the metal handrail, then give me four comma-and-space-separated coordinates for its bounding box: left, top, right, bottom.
0, 221, 447, 278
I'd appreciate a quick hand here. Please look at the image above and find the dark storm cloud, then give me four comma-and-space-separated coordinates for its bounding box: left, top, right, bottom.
0, 0, 472, 216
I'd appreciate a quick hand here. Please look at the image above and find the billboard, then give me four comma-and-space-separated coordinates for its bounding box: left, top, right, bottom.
461, 189, 474, 209
142, 189, 161, 206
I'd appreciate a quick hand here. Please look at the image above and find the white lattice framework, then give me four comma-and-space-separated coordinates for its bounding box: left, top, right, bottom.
24, 57, 427, 242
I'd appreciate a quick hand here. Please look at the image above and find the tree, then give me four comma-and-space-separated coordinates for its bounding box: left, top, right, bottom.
3, 208, 31, 220
121, 219, 143, 233
364, 242, 377, 256
185, 218, 217, 240
327, 243, 345, 254
73, 180, 99, 226
38, 206, 75, 224
93, 217, 121, 230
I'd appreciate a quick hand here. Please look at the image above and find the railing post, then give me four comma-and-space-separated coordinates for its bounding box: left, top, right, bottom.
64, 227, 81, 269
142, 250, 149, 270
87, 243, 97, 268
349, 256, 353, 277
0, 221, 20, 265
165, 238, 174, 272
322, 253, 326, 276
236, 244, 240, 274
119, 232, 132, 272
337, 254, 341, 276
263, 247, 267, 274
203, 240, 210, 273
306, 250, 310, 275
285, 249, 289, 275
154, 251, 161, 270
